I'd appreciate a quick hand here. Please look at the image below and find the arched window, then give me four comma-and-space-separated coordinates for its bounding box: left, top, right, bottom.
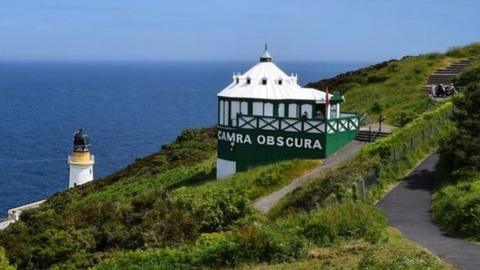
235, 77, 239, 84
262, 78, 267, 85
278, 79, 283, 85
246, 77, 251, 84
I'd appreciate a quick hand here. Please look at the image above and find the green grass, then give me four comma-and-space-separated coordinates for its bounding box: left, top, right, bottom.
0, 127, 317, 270
235, 228, 452, 270
2, 42, 480, 269
307, 43, 480, 125
432, 178, 480, 241
432, 56, 480, 241
93, 203, 388, 270
269, 102, 454, 217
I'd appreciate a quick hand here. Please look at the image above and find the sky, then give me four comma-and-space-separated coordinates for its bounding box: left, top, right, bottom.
0, 0, 479, 62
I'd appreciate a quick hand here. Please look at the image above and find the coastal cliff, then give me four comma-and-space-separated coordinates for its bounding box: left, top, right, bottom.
1, 43, 479, 270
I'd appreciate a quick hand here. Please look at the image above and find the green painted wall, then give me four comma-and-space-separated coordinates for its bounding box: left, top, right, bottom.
217, 128, 326, 171
324, 129, 358, 157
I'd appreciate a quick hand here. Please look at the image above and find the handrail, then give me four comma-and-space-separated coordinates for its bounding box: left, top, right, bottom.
359, 113, 369, 123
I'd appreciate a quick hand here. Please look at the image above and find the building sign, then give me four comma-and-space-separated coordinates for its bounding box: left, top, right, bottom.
217, 130, 322, 150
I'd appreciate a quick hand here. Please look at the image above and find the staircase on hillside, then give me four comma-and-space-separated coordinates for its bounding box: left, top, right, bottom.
355, 129, 390, 142
423, 58, 476, 95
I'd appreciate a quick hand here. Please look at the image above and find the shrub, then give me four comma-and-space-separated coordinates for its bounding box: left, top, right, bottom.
432, 179, 480, 240
0, 247, 15, 270
94, 203, 387, 270
300, 203, 386, 246
174, 187, 251, 232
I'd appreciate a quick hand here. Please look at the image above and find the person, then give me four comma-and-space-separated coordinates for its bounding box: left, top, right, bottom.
445, 84, 453, 96
302, 111, 308, 119
451, 84, 457, 94
431, 85, 436, 97
436, 84, 445, 97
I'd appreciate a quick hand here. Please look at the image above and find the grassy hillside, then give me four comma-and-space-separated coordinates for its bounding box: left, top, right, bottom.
236, 229, 452, 270
307, 43, 480, 125
432, 57, 480, 240
0, 127, 316, 269
1, 43, 480, 269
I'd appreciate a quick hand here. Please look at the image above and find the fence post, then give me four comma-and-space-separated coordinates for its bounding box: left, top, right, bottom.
359, 177, 366, 200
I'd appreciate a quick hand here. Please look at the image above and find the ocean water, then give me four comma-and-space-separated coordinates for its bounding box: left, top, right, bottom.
0, 61, 366, 215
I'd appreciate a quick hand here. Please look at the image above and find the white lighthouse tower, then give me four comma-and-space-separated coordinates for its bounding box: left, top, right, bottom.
68, 129, 95, 188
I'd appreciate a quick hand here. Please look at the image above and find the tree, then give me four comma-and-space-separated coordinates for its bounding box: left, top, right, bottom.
369, 102, 384, 131
440, 61, 480, 176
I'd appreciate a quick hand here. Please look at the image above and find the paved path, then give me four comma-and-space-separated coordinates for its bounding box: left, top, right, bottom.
254, 140, 364, 214
378, 153, 480, 270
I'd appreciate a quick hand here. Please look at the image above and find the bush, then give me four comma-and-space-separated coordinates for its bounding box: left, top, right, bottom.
174, 187, 251, 232
94, 203, 387, 270
432, 179, 480, 240
0, 247, 15, 270
301, 203, 386, 246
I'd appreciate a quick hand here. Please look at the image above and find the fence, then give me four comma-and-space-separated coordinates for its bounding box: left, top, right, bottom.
355, 102, 453, 200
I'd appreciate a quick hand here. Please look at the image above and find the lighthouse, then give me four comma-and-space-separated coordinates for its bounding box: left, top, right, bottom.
216, 46, 359, 178
68, 129, 95, 188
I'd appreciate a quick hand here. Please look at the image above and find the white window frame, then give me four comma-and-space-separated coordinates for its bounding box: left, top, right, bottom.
230, 101, 240, 126
253, 102, 263, 116
219, 100, 224, 125
288, 103, 298, 118
264, 102, 274, 117
301, 104, 313, 118
278, 103, 285, 117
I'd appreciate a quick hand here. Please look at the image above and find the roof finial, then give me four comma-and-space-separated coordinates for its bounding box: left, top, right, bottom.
260, 43, 272, 62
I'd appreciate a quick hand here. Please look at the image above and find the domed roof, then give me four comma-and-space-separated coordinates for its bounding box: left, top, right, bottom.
73, 129, 90, 152
218, 47, 331, 102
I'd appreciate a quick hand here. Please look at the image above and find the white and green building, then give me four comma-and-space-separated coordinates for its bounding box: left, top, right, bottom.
216, 48, 359, 178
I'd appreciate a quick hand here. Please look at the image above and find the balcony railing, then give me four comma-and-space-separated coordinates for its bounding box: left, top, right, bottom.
234, 114, 359, 134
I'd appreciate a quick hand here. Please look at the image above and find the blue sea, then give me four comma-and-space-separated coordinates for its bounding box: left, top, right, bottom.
0, 61, 366, 215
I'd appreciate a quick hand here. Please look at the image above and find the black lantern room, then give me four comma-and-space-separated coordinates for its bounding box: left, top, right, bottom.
73, 129, 90, 152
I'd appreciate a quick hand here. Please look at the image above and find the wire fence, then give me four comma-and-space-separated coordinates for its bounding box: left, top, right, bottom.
356, 112, 451, 200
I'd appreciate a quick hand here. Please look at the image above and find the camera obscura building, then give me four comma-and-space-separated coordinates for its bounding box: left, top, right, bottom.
216, 48, 359, 178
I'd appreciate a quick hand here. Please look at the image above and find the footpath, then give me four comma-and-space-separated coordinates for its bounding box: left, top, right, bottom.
378, 153, 480, 270
254, 140, 364, 214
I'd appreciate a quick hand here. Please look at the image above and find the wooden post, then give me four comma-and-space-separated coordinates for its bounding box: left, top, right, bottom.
359, 177, 366, 200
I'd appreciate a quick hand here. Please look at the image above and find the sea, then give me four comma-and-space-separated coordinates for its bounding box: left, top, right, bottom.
0, 60, 367, 215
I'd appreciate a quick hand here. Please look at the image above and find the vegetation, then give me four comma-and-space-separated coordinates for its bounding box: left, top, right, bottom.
236, 229, 452, 270
270, 102, 453, 216
307, 43, 480, 125
94, 203, 387, 270
0, 127, 315, 270
433, 58, 480, 240
432, 178, 480, 240
3, 44, 480, 269
0, 248, 15, 270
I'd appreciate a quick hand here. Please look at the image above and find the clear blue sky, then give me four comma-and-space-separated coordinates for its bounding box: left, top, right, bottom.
0, 0, 479, 62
